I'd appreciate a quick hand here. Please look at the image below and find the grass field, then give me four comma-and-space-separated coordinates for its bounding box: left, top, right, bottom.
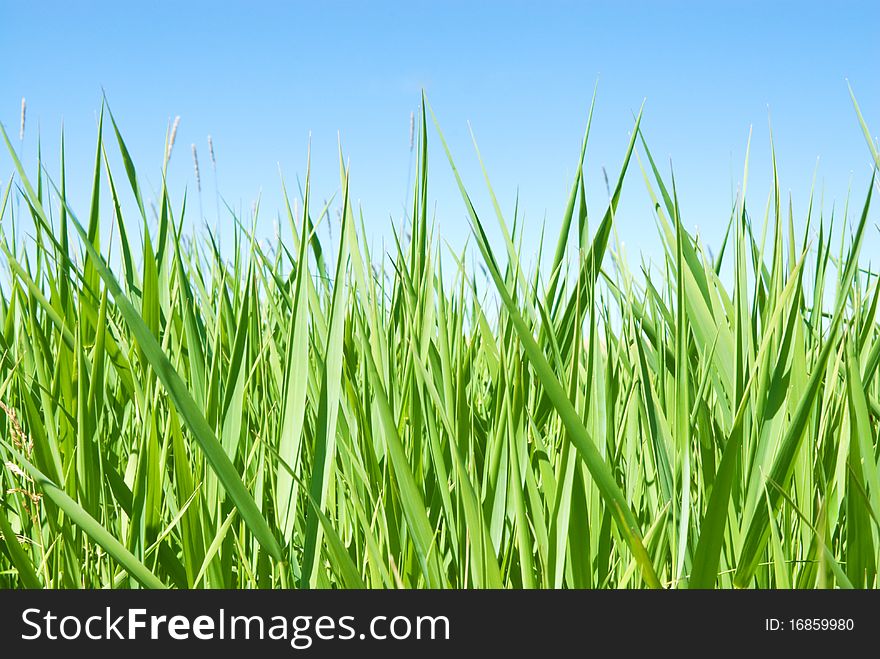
1, 92, 879, 589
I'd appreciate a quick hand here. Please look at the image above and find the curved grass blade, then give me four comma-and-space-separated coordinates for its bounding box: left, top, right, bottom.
2, 441, 166, 589
0, 498, 42, 588
429, 102, 661, 588
0, 122, 289, 562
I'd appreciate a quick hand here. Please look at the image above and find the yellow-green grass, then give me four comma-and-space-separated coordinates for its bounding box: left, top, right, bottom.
0, 91, 879, 588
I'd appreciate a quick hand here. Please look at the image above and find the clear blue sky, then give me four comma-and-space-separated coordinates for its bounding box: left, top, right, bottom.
2, 0, 879, 270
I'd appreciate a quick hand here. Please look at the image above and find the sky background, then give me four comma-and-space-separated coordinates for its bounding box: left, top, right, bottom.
2, 0, 879, 274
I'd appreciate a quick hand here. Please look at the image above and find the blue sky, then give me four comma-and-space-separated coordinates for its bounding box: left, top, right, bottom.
2, 0, 879, 270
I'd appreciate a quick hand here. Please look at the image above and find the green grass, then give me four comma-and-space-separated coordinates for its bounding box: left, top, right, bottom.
0, 91, 879, 589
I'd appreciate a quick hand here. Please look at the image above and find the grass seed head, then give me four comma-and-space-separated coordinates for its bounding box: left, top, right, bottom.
166, 115, 181, 162
19, 97, 26, 141
207, 134, 216, 170
1, 401, 32, 456
192, 143, 201, 192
